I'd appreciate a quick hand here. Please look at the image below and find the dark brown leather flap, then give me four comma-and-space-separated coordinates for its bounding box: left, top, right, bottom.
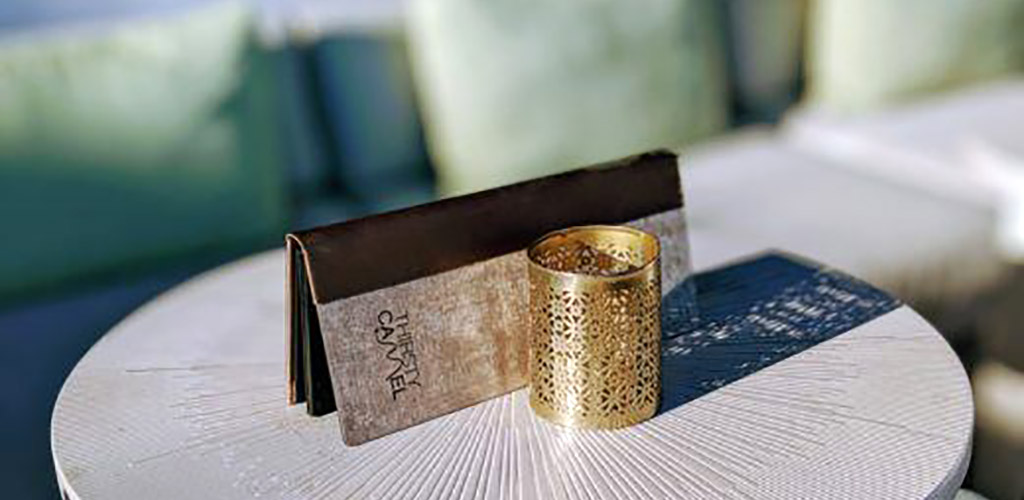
288, 149, 682, 304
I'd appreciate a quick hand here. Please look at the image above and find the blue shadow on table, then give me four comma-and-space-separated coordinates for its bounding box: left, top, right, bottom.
658, 252, 900, 414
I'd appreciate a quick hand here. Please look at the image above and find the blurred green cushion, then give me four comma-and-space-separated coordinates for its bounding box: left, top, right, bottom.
808, 0, 1024, 112
0, 1, 286, 299
407, 0, 728, 195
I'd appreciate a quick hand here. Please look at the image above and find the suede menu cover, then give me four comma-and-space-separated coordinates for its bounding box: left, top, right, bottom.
286, 150, 692, 445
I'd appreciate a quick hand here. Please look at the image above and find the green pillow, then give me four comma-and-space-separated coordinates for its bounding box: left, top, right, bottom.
0, 1, 286, 299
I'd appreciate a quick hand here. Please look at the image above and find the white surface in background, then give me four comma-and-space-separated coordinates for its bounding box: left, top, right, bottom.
786, 80, 1024, 260
683, 132, 1005, 308
787, 80, 1024, 208
969, 142, 1024, 261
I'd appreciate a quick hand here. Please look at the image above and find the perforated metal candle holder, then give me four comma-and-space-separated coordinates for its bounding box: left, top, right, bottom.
527, 225, 661, 429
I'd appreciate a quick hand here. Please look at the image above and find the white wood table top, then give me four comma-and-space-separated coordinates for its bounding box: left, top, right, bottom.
51, 249, 972, 499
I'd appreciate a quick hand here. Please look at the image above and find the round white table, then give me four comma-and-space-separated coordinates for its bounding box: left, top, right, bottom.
52, 251, 973, 499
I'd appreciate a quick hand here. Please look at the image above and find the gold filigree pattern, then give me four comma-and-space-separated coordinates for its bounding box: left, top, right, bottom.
527, 226, 661, 429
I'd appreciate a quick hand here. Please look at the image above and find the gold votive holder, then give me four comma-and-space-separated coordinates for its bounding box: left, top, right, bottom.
527, 225, 661, 429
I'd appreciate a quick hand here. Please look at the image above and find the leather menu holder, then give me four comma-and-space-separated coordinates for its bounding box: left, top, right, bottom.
286, 149, 693, 445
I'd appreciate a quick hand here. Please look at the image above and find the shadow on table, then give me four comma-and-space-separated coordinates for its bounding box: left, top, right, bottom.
657, 253, 900, 415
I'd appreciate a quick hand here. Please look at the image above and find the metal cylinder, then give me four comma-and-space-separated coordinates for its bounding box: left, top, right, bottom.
527, 225, 661, 429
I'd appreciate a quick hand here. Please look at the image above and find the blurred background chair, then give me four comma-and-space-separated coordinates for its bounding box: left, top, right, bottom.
0, 1, 285, 300
406, 0, 728, 195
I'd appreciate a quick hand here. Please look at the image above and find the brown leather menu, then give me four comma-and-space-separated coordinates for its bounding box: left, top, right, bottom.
287, 149, 692, 445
